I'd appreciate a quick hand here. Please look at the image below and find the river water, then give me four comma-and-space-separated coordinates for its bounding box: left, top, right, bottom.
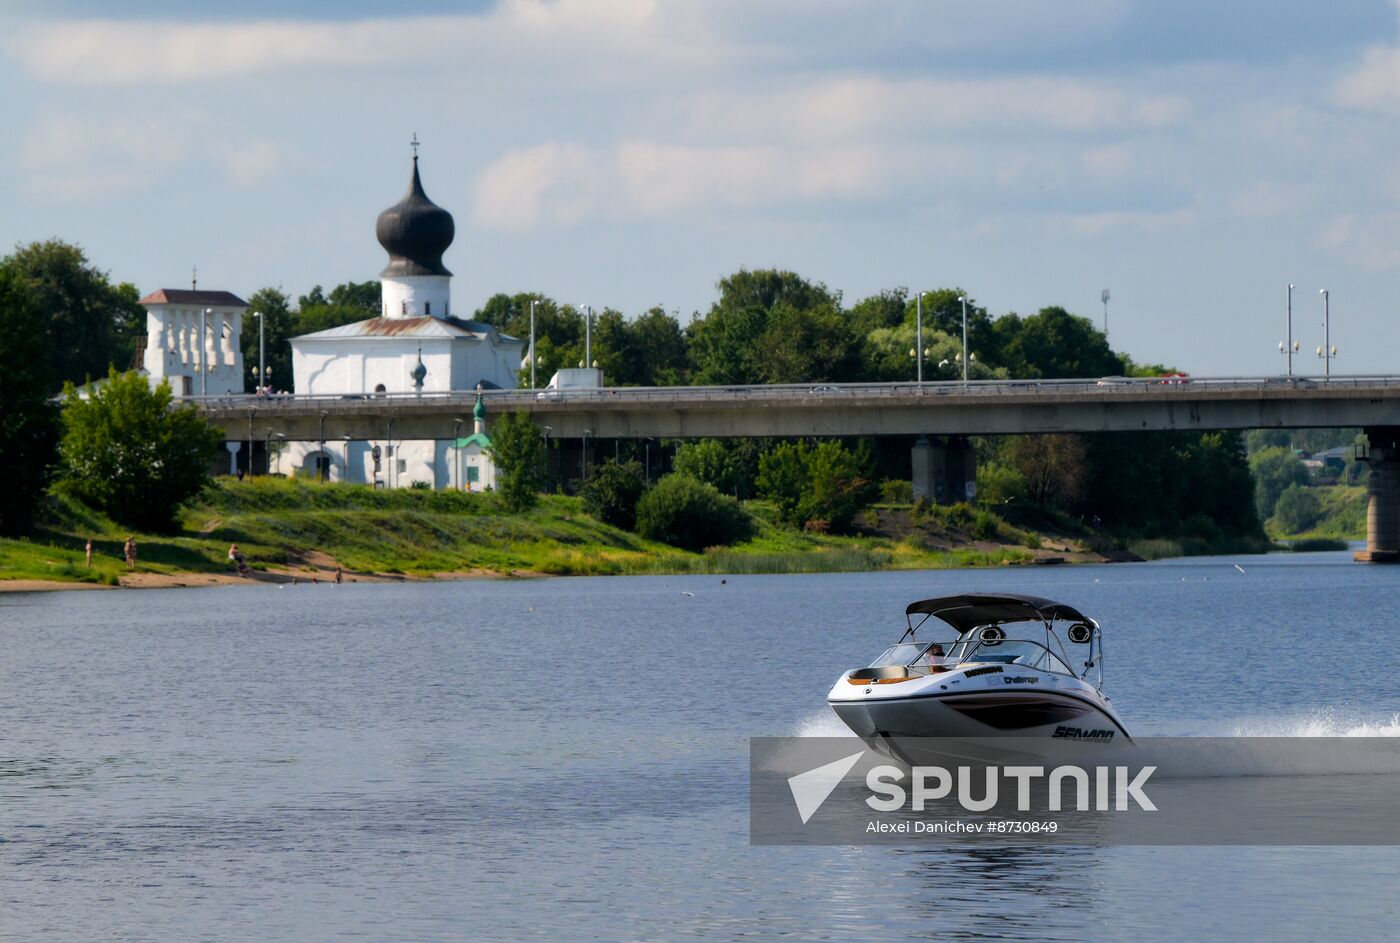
3, 551, 1398, 941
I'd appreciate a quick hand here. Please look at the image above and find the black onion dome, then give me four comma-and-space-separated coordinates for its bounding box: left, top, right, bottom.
376, 157, 454, 278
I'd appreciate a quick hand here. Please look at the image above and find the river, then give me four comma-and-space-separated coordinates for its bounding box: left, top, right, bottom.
2, 551, 1398, 941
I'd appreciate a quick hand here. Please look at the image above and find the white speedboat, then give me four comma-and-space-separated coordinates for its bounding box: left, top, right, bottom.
828, 593, 1131, 757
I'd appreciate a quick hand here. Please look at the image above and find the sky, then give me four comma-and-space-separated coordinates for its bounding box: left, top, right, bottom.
4, 0, 1400, 376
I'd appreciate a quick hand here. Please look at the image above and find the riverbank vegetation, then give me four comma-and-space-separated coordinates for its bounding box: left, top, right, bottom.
1, 478, 1065, 587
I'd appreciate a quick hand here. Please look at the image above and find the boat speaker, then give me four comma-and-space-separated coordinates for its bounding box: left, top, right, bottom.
1067, 623, 1093, 643
978, 626, 1005, 645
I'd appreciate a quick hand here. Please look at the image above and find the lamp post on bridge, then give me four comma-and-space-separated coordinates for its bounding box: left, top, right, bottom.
1279, 284, 1299, 376
529, 299, 538, 389
957, 295, 970, 386
1318, 289, 1338, 379
915, 291, 927, 383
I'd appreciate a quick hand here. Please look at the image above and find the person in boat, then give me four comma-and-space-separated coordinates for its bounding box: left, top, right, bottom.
926, 643, 949, 673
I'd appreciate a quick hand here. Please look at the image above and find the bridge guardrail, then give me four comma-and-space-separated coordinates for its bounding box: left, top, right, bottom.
190, 375, 1400, 413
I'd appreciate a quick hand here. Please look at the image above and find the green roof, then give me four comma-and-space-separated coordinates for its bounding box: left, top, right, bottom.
453, 433, 491, 449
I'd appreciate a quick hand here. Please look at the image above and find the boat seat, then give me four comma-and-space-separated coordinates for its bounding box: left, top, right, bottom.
848, 665, 910, 682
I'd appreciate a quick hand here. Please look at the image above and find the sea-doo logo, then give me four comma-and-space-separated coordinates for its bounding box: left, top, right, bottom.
1052, 725, 1114, 741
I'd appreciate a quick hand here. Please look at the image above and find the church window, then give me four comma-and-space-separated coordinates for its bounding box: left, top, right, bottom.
401, 300, 407, 315
374, 383, 387, 395
425, 301, 431, 316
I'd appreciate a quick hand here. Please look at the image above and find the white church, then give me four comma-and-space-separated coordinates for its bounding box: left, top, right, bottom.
139, 151, 523, 490
283, 152, 524, 488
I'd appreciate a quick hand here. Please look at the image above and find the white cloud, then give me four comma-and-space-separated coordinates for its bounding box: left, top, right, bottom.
9, 2, 718, 86
1315, 212, 1400, 269
19, 111, 285, 199
474, 138, 927, 228
680, 74, 1189, 147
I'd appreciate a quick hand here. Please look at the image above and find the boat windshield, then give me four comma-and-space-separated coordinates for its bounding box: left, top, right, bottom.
948, 638, 1074, 676
870, 642, 933, 667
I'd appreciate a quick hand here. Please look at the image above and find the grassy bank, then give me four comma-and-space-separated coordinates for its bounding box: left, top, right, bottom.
2, 479, 1046, 587
1265, 484, 1366, 545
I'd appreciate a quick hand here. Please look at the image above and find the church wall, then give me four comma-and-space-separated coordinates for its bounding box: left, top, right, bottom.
143, 303, 245, 396
381, 275, 451, 319
293, 338, 455, 395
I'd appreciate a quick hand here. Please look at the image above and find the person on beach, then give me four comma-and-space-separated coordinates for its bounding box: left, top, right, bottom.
228, 543, 250, 576
123, 537, 136, 569
335, 566, 343, 585
85, 539, 93, 569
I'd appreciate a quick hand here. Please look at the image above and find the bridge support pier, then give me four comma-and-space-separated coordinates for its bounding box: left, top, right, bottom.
1356, 426, 1400, 563
912, 435, 977, 505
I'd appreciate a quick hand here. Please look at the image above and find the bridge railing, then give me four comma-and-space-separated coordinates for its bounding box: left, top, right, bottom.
189, 374, 1400, 412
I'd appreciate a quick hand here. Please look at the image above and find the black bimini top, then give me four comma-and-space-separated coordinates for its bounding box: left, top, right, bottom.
905, 593, 1091, 632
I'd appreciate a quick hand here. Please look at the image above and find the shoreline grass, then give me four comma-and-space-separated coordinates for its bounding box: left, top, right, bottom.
1, 478, 1276, 587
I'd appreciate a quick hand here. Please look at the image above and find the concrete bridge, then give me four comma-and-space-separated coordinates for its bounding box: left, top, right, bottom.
198, 375, 1400, 562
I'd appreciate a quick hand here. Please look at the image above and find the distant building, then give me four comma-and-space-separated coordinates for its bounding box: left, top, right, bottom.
139, 288, 248, 398
286, 151, 523, 488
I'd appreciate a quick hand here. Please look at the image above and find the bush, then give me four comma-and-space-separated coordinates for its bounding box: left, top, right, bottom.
488, 411, 546, 511
1250, 447, 1309, 520
1273, 484, 1322, 534
635, 473, 752, 551
672, 440, 745, 497
976, 462, 1028, 507
755, 440, 872, 532
58, 369, 223, 531
878, 479, 914, 504
580, 459, 646, 530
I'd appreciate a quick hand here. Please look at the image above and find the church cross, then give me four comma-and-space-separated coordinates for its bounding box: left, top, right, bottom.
411, 133, 420, 159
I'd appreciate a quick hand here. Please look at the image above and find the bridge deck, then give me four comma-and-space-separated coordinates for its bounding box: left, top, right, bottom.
198, 376, 1400, 441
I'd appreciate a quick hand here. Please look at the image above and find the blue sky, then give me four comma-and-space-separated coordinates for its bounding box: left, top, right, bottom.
4, 0, 1400, 376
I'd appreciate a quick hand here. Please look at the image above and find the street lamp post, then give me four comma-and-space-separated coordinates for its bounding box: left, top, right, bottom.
1101, 289, 1110, 338
1317, 289, 1338, 379
1279, 284, 1297, 377
580, 428, 593, 485
915, 291, 927, 383
957, 295, 970, 385
342, 434, 353, 483
318, 411, 329, 483
643, 436, 653, 485
453, 417, 464, 490
253, 311, 265, 394
529, 299, 538, 389
579, 304, 593, 370
200, 307, 211, 397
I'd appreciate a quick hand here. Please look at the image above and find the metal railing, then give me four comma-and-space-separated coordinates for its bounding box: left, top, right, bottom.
189, 374, 1400, 412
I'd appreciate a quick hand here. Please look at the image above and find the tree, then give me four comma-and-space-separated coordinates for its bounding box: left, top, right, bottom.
999, 306, 1121, 379
0, 266, 60, 533
1273, 483, 1321, 534
635, 473, 752, 551
688, 269, 839, 384
329, 281, 381, 314
629, 307, 689, 385
580, 459, 646, 530
487, 411, 545, 511
241, 287, 296, 392
673, 440, 745, 496
755, 440, 873, 531
57, 369, 223, 531
1006, 434, 1088, 509
753, 302, 858, 383
0, 239, 141, 385
1249, 447, 1310, 521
